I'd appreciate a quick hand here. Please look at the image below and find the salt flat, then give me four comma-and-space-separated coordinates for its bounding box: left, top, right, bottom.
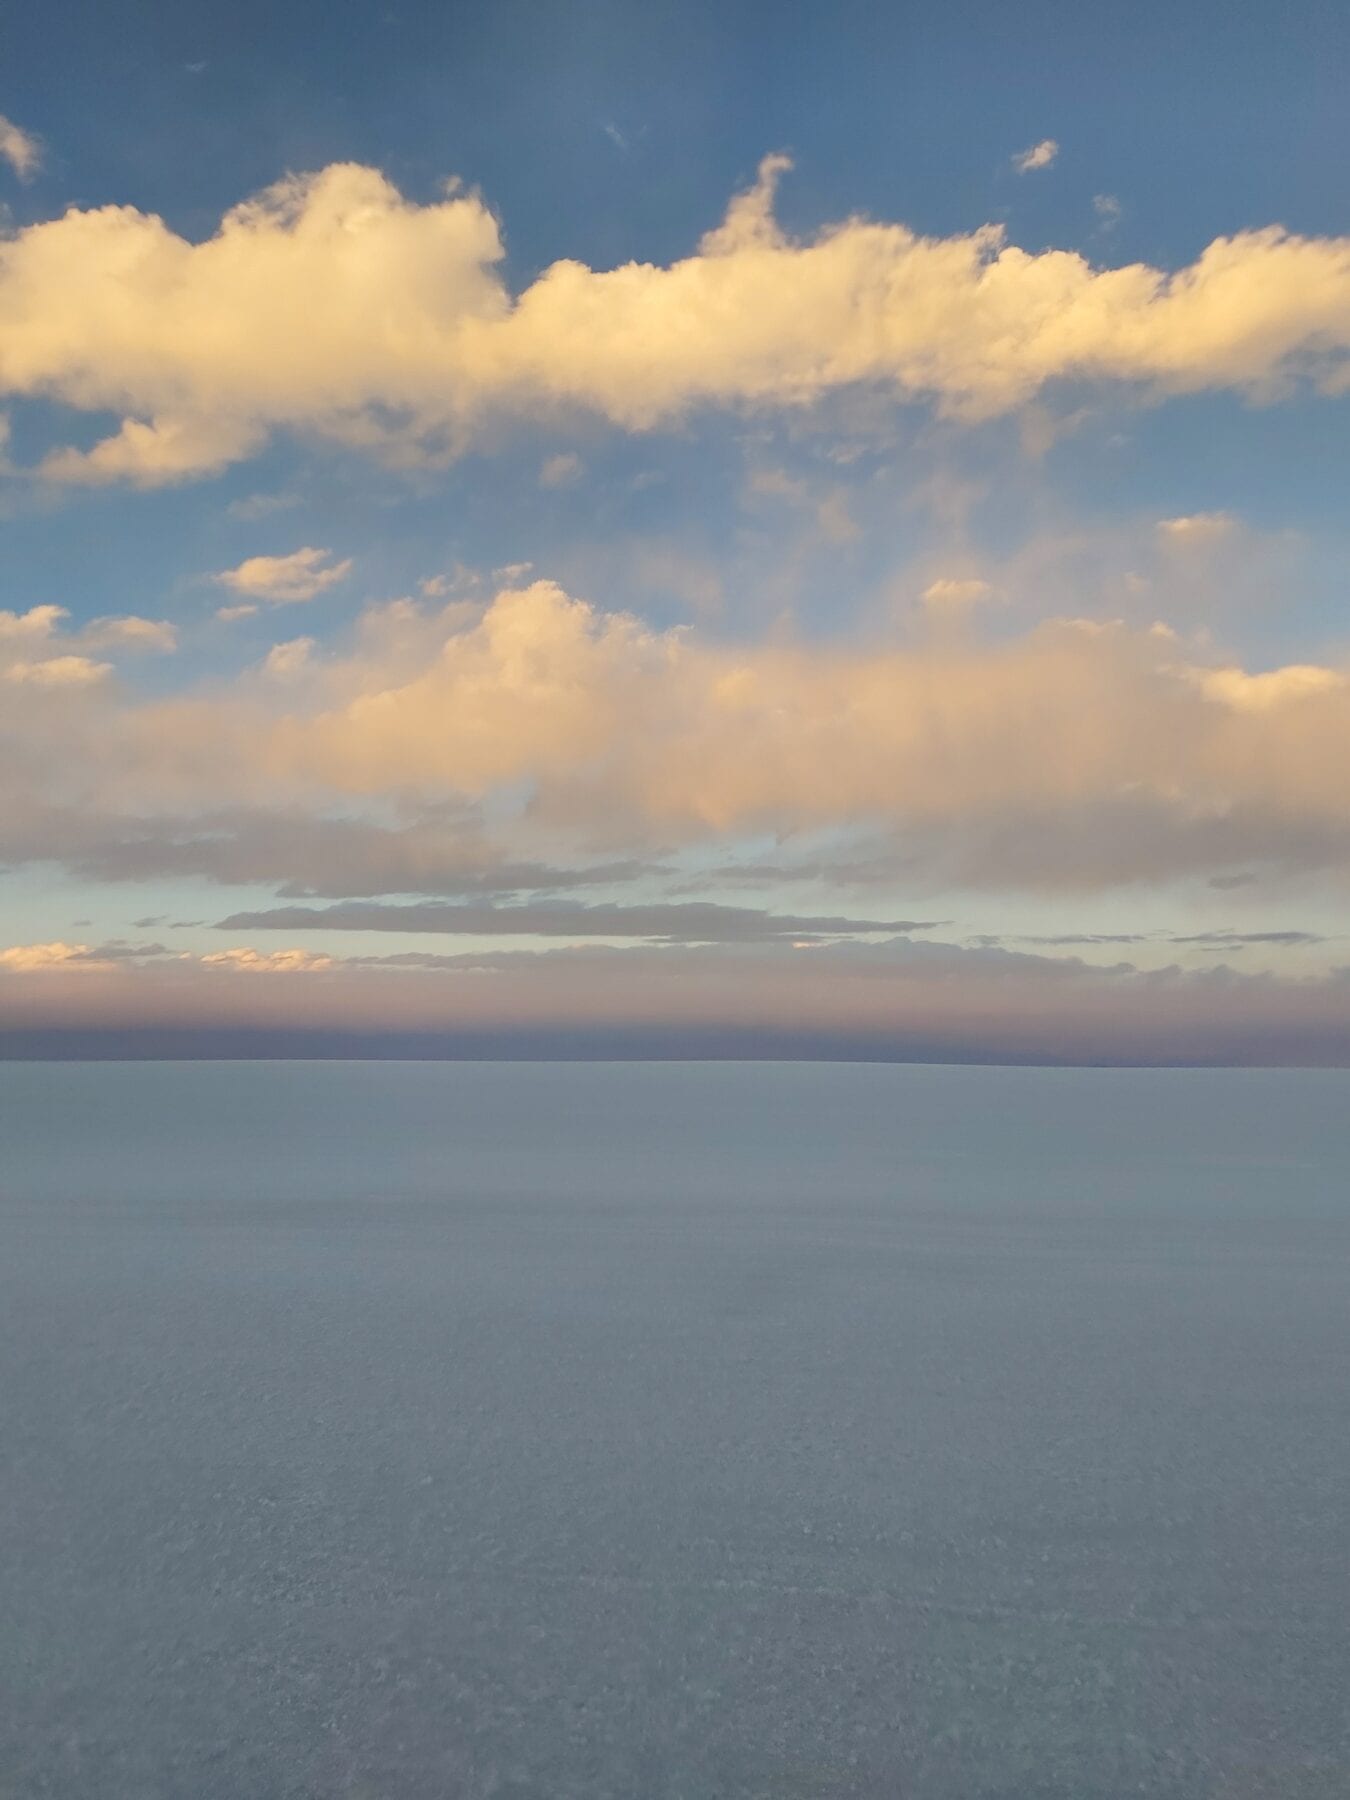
2, 1062, 1347, 1798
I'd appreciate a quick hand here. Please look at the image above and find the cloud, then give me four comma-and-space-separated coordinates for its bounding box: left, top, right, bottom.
1, 605, 173, 650
4, 157, 1350, 484
0, 940, 106, 971
1166, 928, 1326, 948
1094, 194, 1122, 228
41, 415, 263, 487
3, 935, 1350, 1066
0, 604, 67, 642
0, 114, 40, 182
1186, 663, 1343, 711
197, 583, 1349, 886
199, 946, 335, 973
921, 576, 995, 612
213, 899, 938, 942
8, 577, 1350, 900
226, 490, 301, 521
999, 927, 1326, 950
5, 654, 111, 687
0, 798, 661, 900
215, 547, 352, 603
262, 636, 315, 679
82, 616, 178, 653
1157, 511, 1236, 544
540, 451, 582, 487
0, 604, 174, 685
1013, 139, 1059, 174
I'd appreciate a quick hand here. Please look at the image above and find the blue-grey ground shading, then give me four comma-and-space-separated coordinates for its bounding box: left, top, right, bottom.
2, 1062, 1348, 1798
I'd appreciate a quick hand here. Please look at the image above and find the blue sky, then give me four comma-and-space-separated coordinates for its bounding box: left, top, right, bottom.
2, 0, 1349, 1059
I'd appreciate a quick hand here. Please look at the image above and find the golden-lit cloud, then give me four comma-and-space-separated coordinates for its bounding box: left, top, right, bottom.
96, 579, 1349, 889
199, 946, 336, 972
0, 940, 108, 971
5, 653, 111, 687
4, 157, 1350, 484
0, 603, 174, 687
215, 546, 353, 603
6, 576, 1350, 897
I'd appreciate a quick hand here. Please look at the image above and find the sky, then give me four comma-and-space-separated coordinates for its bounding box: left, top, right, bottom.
2, 0, 1350, 1061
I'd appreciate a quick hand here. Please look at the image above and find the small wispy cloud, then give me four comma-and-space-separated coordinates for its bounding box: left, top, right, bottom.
1012, 138, 1059, 174
540, 452, 582, 488
1093, 193, 1122, 228
0, 113, 40, 182
922, 576, 995, 612
226, 490, 300, 522
262, 636, 315, 680
215, 546, 352, 603
1157, 512, 1236, 545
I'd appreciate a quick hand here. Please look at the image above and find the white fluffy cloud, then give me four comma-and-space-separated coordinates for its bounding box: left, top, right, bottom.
3, 157, 1350, 484
215, 547, 353, 603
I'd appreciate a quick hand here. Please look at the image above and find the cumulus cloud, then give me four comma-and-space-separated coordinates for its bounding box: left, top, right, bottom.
0, 114, 40, 181
8, 578, 1350, 898
83, 616, 178, 653
1188, 663, 1343, 711
215, 546, 352, 602
5, 654, 111, 687
200, 583, 1349, 882
4, 157, 1350, 484
0, 603, 67, 642
1013, 139, 1059, 174
0, 603, 174, 685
